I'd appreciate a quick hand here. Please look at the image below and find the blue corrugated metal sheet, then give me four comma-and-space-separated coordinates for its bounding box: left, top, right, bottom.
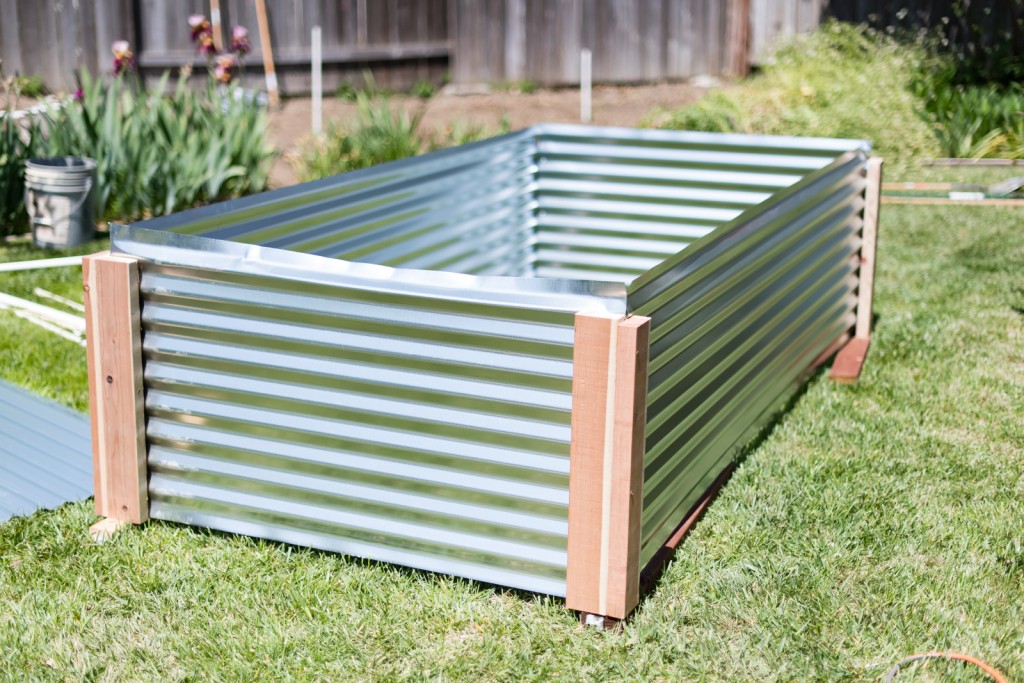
0, 380, 92, 523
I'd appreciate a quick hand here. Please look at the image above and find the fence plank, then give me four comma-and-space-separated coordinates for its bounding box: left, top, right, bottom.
18, 1, 979, 98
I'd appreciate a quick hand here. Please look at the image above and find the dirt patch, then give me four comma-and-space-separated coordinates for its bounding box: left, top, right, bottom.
266, 82, 709, 188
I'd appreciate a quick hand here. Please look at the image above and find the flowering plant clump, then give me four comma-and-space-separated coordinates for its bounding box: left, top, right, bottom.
188, 14, 217, 56
214, 54, 238, 84
230, 25, 252, 56
187, 15, 250, 84
111, 40, 135, 76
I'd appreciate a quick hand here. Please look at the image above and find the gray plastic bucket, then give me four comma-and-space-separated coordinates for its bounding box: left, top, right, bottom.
24, 157, 96, 249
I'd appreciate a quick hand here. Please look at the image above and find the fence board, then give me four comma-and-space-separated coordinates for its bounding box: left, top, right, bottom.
14, 0, 999, 95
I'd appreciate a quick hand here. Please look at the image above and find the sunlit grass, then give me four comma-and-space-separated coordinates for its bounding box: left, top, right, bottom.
0, 177, 1021, 680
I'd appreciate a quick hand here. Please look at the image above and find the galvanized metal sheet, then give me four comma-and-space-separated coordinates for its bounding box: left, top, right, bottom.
629, 151, 869, 566
0, 380, 92, 523
114, 124, 870, 595
113, 224, 629, 597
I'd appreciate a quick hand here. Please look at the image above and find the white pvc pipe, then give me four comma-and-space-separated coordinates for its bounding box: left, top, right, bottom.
0, 255, 83, 273
33, 287, 86, 313
0, 292, 85, 334
580, 48, 592, 124
12, 310, 86, 347
312, 25, 323, 136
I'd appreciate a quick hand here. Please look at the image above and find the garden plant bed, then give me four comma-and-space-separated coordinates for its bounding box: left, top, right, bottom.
85, 124, 878, 621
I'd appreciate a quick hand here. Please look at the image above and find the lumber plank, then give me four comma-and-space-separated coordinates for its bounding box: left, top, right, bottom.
83, 252, 148, 523
566, 312, 651, 621
604, 315, 649, 619
89, 517, 130, 543
856, 157, 883, 340
831, 157, 882, 383
881, 197, 1024, 206
829, 336, 871, 384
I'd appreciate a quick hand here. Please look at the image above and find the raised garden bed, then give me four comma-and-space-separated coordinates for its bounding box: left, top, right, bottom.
84, 124, 879, 621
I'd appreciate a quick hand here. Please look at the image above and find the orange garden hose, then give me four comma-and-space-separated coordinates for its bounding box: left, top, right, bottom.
884, 652, 1006, 683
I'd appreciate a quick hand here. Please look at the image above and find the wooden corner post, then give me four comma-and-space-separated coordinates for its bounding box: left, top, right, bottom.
83, 252, 148, 524
566, 311, 651, 622
830, 156, 883, 383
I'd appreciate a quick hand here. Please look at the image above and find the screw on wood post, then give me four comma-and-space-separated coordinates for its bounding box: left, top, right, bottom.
83, 252, 148, 525
566, 311, 650, 622
831, 156, 883, 383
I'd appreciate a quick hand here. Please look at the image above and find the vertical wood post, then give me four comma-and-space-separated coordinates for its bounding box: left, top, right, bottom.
726, 0, 751, 78
83, 252, 148, 523
830, 156, 884, 383
566, 312, 650, 621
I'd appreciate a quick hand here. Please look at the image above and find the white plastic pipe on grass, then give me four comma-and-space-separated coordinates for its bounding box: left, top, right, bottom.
0, 292, 85, 334
33, 287, 86, 313
0, 255, 83, 273
12, 310, 86, 347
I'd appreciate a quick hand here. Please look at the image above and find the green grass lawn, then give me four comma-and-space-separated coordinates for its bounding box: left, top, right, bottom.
0, 170, 1021, 681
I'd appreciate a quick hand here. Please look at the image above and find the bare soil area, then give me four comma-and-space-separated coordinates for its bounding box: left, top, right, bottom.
266, 82, 709, 188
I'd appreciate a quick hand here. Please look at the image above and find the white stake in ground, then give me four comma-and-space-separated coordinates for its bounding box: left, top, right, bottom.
312, 25, 323, 136
580, 48, 593, 124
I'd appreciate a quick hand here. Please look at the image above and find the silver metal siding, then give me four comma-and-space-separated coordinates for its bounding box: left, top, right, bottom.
531, 126, 858, 282
628, 153, 868, 566
112, 125, 872, 596
114, 228, 628, 597
141, 133, 538, 277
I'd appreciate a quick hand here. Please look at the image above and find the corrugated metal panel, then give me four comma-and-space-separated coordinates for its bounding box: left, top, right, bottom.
113, 124, 870, 595
139, 132, 538, 277
628, 151, 868, 566
531, 126, 854, 281
113, 227, 627, 597
0, 379, 92, 522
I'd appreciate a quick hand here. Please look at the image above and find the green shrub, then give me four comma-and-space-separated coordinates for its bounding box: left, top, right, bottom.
650, 22, 941, 165
44, 70, 274, 221
297, 94, 514, 182
0, 107, 44, 237
410, 79, 436, 99
916, 80, 1024, 159
335, 71, 388, 102
0, 70, 45, 237
296, 92, 423, 182
425, 116, 511, 151
15, 75, 45, 99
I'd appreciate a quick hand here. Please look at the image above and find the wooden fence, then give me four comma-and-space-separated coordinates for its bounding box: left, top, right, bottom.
0, 0, 449, 94
9, 1, 1002, 94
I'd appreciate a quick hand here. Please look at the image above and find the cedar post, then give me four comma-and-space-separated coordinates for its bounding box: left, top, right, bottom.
830, 156, 883, 383
83, 252, 148, 524
566, 312, 650, 622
